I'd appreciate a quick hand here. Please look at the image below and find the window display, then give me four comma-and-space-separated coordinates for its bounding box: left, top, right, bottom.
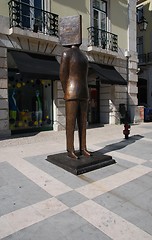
8, 70, 53, 133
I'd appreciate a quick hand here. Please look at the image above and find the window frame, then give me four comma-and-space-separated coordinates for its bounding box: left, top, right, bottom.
92, 0, 108, 31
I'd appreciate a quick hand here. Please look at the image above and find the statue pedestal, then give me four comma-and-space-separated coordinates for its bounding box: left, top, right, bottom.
47, 152, 116, 175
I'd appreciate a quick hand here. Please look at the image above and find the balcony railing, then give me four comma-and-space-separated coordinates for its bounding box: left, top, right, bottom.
138, 52, 152, 64
138, 53, 147, 64
88, 27, 118, 52
147, 52, 152, 62
8, 0, 58, 37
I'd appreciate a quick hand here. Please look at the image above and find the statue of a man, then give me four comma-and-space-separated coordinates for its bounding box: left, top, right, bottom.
60, 44, 90, 159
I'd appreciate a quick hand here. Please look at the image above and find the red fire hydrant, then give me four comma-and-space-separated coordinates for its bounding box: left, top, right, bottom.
123, 123, 131, 139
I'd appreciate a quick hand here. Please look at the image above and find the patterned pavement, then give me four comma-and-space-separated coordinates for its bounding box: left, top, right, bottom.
0, 123, 152, 239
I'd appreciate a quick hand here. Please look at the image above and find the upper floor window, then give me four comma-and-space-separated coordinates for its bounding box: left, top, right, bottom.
137, 36, 146, 63
137, 5, 143, 23
137, 36, 143, 54
93, 0, 107, 31
8, 0, 58, 36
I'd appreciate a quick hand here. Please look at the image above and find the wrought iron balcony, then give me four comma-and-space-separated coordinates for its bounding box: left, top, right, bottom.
8, 0, 58, 37
88, 27, 118, 52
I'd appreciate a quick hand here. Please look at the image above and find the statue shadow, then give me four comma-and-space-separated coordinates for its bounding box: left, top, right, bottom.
87, 123, 104, 129
93, 134, 144, 155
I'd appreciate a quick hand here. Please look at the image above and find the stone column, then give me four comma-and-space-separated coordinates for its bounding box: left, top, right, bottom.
0, 46, 10, 137
127, 0, 139, 123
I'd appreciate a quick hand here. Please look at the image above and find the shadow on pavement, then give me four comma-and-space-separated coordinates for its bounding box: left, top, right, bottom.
0, 131, 39, 141
94, 134, 144, 155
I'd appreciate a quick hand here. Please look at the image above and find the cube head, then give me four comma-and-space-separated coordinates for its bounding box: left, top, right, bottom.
59, 15, 82, 46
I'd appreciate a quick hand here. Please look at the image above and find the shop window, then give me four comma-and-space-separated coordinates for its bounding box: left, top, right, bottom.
8, 69, 53, 133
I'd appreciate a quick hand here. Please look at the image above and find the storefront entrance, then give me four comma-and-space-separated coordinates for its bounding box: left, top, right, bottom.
138, 78, 147, 107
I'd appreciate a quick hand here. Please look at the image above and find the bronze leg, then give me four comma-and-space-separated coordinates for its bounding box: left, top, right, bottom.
66, 100, 78, 159
77, 100, 90, 157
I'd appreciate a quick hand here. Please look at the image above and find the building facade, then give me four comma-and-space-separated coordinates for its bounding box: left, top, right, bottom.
137, 0, 152, 121
0, 0, 138, 137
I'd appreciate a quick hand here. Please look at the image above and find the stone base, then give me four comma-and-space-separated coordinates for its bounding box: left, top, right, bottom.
0, 130, 11, 139
47, 151, 116, 175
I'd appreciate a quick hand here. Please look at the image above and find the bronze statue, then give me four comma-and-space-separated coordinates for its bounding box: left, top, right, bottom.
59, 15, 90, 159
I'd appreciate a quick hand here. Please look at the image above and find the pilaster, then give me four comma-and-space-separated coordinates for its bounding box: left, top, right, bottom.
0, 45, 10, 137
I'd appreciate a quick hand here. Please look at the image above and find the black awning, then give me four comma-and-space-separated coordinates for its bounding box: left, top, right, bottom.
10, 51, 60, 80
88, 62, 127, 85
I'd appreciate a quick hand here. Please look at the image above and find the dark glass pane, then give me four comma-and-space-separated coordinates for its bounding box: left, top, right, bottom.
21, 0, 30, 28
93, 9, 99, 28
93, 0, 106, 12
34, 0, 42, 31
101, 12, 106, 30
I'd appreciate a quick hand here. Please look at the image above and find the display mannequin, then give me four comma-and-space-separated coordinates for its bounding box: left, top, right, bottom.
9, 90, 18, 121
35, 90, 42, 126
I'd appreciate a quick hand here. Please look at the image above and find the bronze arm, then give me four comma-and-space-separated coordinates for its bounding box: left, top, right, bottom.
59, 51, 69, 93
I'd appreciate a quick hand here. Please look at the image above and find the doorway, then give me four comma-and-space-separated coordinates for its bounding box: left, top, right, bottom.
88, 82, 100, 124
138, 78, 147, 106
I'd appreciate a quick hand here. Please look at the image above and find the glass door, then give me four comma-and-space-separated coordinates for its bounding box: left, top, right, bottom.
33, 0, 43, 32
93, 0, 107, 48
21, 0, 30, 28
21, 0, 43, 31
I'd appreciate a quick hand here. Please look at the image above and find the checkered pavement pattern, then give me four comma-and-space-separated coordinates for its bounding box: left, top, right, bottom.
0, 125, 152, 240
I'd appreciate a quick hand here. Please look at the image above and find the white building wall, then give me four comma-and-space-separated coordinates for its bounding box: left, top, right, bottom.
53, 80, 66, 131
100, 84, 111, 124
